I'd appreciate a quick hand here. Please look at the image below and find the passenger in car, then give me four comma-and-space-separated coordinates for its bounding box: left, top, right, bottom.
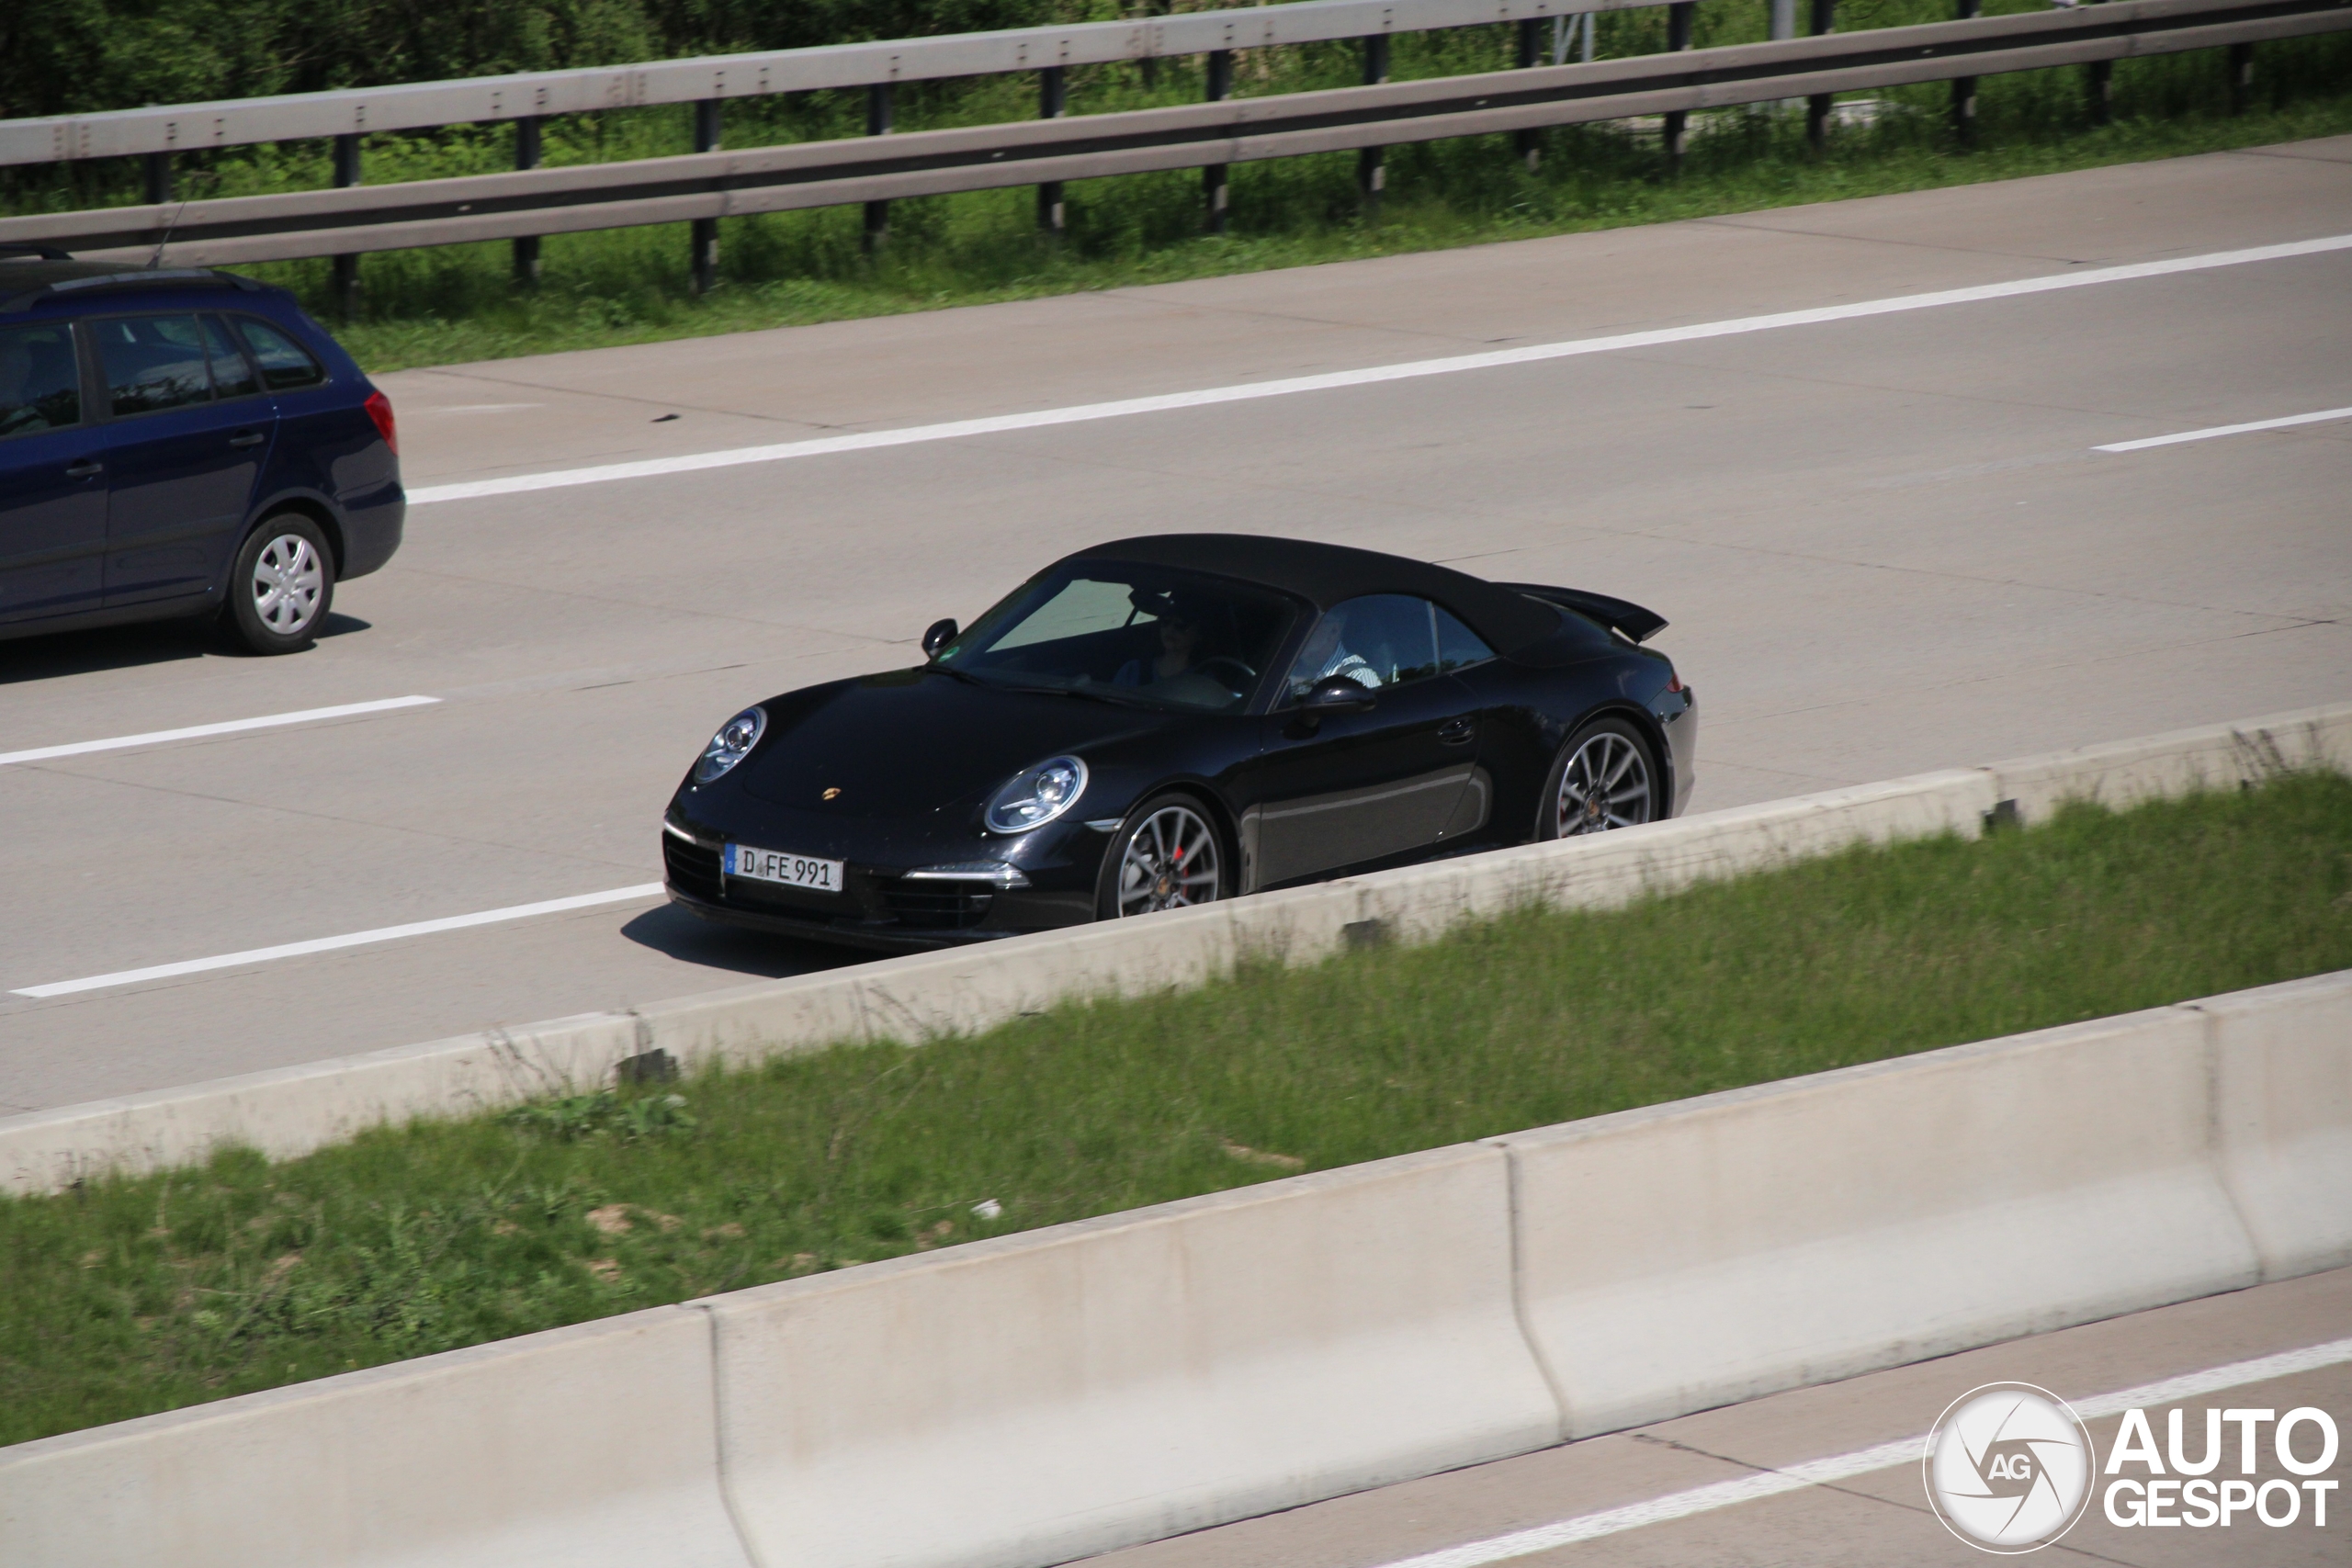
1286, 615, 1381, 699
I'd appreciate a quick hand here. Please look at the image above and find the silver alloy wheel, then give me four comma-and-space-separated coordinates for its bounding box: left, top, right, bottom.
1555, 730, 1653, 836
249, 532, 325, 636
1114, 803, 1223, 917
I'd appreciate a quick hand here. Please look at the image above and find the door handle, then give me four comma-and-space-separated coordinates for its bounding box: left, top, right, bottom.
1438, 717, 1476, 745
228, 430, 267, 448
64, 459, 103, 479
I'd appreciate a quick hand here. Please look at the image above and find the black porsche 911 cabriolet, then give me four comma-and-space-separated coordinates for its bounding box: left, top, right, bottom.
662, 534, 1696, 951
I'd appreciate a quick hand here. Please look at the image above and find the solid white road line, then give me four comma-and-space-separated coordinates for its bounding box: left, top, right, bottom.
2095, 404, 2352, 452
10, 884, 665, 999
403, 231, 2352, 507
1366, 1336, 2352, 1568
0, 696, 441, 769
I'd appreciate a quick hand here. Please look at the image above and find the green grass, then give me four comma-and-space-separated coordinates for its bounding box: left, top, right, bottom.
5, 772, 2350, 1446
9, 25, 2347, 371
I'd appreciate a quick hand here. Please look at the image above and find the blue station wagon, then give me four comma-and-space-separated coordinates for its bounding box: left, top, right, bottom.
0, 247, 403, 654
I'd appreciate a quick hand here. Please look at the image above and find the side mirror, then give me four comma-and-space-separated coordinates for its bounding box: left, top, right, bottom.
1299, 674, 1376, 714
922, 618, 958, 657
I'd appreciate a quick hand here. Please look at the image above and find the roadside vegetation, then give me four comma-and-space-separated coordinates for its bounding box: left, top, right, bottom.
5, 770, 2350, 1445
4, 0, 2346, 370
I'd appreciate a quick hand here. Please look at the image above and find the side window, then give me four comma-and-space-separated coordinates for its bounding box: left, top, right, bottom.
1434, 604, 1496, 672
200, 315, 260, 400
0, 322, 82, 439
95, 315, 214, 417
232, 317, 326, 391
1283, 594, 1441, 703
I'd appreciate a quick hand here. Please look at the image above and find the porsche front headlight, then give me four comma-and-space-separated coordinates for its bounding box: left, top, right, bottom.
693, 706, 766, 784
985, 755, 1088, 833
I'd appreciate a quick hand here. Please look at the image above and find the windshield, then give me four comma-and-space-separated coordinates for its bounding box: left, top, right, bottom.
935, 563, 1301, 714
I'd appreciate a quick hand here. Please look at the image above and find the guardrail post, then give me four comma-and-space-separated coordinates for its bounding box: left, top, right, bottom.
1515, 18, 1544, 172
1358, 34, 1389, 212
142, 152, 172, 207
1204, 49, 1234, 233
1662, 1, 1696, 170
330, 133, 361, 318
513, 116, 543, 286
1038, 66, 1068, 236
2084, 0, 2113, 127
864, 84, 893, 255
2228, 40, 2254, 113
691, 98, 722, 293
1951, 0, 1980, 146
1805, 0, 1836, 152
686, 97, 715, 293
1142, 0, 1168, 86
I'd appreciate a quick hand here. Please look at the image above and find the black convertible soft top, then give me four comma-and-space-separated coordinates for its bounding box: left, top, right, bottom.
1075, 533, 1564, 658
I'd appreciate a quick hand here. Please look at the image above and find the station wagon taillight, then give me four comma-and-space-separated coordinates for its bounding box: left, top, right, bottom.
363, 389, 399, 457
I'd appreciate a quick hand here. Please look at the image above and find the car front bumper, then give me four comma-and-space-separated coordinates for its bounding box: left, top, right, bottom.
660, 804, 1103, 953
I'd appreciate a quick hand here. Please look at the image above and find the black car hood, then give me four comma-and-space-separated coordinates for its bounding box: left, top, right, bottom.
731, 668, 1156, 817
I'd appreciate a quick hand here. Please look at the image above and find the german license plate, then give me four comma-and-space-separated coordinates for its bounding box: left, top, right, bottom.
724, 843, 844, 894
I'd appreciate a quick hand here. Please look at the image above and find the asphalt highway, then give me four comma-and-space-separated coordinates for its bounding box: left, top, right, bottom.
1080, 1265, 2352, 1568
1, 135, 2346, 1112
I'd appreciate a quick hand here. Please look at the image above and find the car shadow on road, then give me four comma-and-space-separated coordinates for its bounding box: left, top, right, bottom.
617, 903, 860, 982
0, 613, 372, 683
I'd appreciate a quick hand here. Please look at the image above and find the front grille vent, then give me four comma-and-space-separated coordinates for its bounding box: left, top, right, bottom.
662, 835, 725, 902
879, 884, 993, 931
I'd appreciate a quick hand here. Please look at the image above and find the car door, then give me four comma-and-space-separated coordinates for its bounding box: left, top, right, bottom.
1246, 593, 1479, 887
227, 313, 337, 487
0, 320, 107, 625
1429, 602, 1507, 842
92, 312, 276, 607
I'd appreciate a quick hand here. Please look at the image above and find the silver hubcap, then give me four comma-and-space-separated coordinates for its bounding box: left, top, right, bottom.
250, 533, 323, 636
1114, 804, 1222, 917
1556, 732, 1652, 836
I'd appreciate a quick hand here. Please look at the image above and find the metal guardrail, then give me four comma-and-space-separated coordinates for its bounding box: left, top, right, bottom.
0, 0, 1646, 168
1, 0, 2341, 275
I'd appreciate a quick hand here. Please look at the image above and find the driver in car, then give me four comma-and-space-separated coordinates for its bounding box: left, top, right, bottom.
1114, 605, 1202, 688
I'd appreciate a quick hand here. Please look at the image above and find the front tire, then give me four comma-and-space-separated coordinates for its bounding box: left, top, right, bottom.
223, 514, 334, 655
1538, 718, 1657, 839
1097, 794, 1228, 919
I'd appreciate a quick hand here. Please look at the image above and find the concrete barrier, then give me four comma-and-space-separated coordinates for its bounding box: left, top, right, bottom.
4, 701, 2346, 1195
0, 1006, 645, 1194
1989, 705, 2352, 825
6, 971, 2350, 1567
1497, 1008, 2264, 1438
2202, 969, 2352, 1281
699, 1144, 1557, 1568
0, 1304, 750, 1568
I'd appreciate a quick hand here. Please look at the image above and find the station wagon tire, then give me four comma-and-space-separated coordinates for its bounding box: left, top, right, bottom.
1539, 717, 1657, 839
223, 513, 334, 655
1097, 793, 1229, 919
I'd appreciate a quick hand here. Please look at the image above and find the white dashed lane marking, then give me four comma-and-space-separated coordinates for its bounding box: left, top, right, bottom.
0, 696, 440, 769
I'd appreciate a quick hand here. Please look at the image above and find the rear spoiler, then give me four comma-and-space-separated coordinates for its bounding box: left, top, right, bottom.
1502, 584, 1668, 645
